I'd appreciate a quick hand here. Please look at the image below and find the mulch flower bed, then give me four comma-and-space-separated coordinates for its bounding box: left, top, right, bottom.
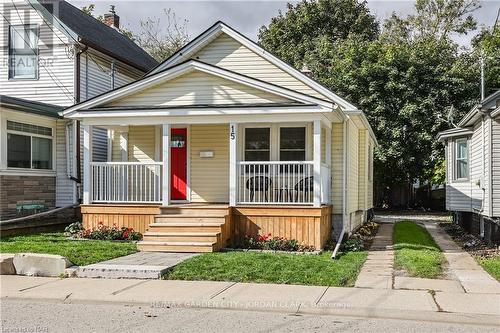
439, 222, 499, 258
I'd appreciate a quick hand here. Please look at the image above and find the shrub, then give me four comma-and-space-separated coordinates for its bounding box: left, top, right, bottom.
77, 222, 142, 241
239, 233, 315, 252
64, 222, 84, 236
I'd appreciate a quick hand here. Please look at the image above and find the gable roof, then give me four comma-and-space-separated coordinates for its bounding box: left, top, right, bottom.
62, 59, 333, 116
458, 89, 500, 127
33, 0, 157, 72
0, 95, 63, 118
147, 21, 358, 112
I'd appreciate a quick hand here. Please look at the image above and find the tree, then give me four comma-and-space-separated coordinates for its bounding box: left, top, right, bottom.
81, 5, 189, 61
135, 9, 189, 62
258, 0, 379, 69
259, 0, 484, 207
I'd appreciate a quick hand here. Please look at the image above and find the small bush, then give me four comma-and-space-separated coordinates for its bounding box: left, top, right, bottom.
64, 222, 84, 236
340, 237, 364, 252
76, 222, 142, 241
238, 233, 315, 252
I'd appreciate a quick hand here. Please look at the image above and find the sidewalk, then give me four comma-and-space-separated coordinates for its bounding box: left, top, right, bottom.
1, 275, 499, 326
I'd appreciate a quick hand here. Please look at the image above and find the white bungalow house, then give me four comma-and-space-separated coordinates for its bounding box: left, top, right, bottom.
0, 0, 157, 220
63, 21, 377, 252
438, 90, 500, 244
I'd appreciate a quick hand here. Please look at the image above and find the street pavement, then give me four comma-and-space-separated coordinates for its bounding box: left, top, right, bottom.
1, 298, 499, 333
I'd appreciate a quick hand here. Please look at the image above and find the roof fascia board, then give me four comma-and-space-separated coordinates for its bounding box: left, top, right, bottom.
66, 105, 327, 119
27, 0, 79, 43
491, 107, 500, 118
437, 128, 474, 141
458, 105, 480, 127
149, 22, 358, 111
62, 60, 332, 116
344, 110, 378, 146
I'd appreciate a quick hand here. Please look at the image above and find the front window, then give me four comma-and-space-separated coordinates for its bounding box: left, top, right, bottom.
455, 138, 468, 179
7, 121, 53, 169
280, 127, 306, 161
244, 128, 270, 161
9, 25, 39, 79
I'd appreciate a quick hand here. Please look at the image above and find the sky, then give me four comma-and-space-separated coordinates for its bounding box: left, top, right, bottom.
69, 0, 500, 47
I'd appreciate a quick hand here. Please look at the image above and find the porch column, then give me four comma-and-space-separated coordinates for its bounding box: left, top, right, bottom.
162, 124, 171, 206
325, 124, 332, 204
313, 120, 321, 207
82, 124, 93, 204
229, 122, 238, 206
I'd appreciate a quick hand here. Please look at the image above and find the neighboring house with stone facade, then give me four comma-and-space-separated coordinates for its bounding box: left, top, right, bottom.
0, 0, 157, 220
63, 21, 376, 252
437, 90, 500, 245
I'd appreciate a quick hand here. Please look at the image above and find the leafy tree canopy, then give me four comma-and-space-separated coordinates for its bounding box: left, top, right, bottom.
259, 0, 497, 191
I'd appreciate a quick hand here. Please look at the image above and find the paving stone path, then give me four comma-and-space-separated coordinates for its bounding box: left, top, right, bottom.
424, 222, 500, 294
355, 223, 394, 289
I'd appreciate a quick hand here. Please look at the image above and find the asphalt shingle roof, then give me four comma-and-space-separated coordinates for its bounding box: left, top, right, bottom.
41, 1, 157, 72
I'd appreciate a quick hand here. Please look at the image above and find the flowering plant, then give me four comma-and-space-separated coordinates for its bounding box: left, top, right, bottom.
77, 222, 142, 241
239, 233, 315, 252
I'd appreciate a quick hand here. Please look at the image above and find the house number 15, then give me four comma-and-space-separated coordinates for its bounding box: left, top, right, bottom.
230, 125, 236, 140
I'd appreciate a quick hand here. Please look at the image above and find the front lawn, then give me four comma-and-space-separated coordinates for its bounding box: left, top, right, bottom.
476, 256, 500, 281
393, 220, 445, 279
164, 251, 367, 287
0, 233, 137, 266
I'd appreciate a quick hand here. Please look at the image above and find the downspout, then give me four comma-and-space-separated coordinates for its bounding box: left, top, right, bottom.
74, 46, 87, 200
332, 116, 349, 259
489, 114, 493, 217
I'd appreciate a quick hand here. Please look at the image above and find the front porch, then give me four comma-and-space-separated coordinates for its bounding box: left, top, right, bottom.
81, 119, 333, 251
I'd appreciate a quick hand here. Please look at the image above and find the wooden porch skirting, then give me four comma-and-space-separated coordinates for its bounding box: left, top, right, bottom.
81, 204, 333, 250
81, 205, 161, 234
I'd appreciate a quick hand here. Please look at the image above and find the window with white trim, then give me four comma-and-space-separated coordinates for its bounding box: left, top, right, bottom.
7, 121, 53, 170
9, 24, 39, 79
279, 127, 306, 161
244, 127, 270, 161
455, 138, 468, 180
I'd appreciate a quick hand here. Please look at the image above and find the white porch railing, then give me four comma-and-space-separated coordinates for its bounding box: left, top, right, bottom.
91, 162, 162, 203
237, 161, 315, 205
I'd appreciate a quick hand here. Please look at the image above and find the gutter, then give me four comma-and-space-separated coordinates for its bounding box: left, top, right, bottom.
332, 116, 349, 259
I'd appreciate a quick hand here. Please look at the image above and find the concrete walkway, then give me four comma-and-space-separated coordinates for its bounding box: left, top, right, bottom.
76, 252, 198, 279
355, 223, 394, 289
1, 275, 499, 325
424, 222, 500, 294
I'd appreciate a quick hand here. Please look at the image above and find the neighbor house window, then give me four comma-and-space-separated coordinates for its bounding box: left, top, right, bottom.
7, 121, 53, 169
279, 127, 306, 161
455, 138, 468, 179
244, 128, 270, 161
9, 24, 39, 79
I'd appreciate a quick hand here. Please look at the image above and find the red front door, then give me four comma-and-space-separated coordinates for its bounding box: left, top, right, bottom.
171, 128, 187, 200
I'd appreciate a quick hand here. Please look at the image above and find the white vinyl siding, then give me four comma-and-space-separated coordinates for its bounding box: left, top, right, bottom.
79, 49, 143, 101
55, 120, 75, 206
358, 130, 366, 210
192, 33, 328, 100
128, 126, 156, 162
492, 117, 500, 216
107, 70, 292, 107
190, 124, 229, 203
347, 120, 359, 214
331, 123, 343, 215
0, 1, 74, 105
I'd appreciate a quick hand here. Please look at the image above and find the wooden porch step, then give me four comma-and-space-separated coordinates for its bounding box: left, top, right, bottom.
148, 223, 223, 233
154, 215, 226, 223
137, 240, 216, 253
160, 206, 229, 216
143, 231, 220, 243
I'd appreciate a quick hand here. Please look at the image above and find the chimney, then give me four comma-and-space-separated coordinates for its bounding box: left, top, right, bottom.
104, 5, 120, 30
301, 63, 312, 77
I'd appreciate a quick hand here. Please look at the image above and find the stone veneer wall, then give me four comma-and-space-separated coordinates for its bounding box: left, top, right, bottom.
0, 175, 56, 220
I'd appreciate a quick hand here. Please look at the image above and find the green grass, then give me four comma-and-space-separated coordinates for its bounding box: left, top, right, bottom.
0, 233, 137, 266
393, 220, 445, 279
164, 251, 367, 287
476, 256, 500, 281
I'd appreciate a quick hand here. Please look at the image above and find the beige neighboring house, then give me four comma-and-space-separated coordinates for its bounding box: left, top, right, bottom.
0, 0, 157, 220
438, 90, 500, 244
63, 21, 377, 252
